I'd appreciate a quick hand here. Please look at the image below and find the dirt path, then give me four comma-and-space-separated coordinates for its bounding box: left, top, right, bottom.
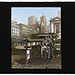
12, 55, 61, 69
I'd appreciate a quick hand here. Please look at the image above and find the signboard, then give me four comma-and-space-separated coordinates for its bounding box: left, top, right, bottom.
37, 42, 38, 45
33, 42, 35, 45
28, 42, 30, 46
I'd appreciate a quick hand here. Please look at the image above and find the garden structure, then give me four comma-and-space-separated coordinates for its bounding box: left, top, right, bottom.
23, 34, 55, 64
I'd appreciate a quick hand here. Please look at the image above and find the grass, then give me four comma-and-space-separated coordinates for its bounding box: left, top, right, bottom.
54, 50, 61, 56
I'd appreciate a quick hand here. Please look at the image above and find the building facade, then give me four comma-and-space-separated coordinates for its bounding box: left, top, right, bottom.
28, 16, 38, 25
29, 22, 40, 33
49, 17, 61, 39
11, 20, 20, 39
19, 23, 31, 38
40, 14, 46, 32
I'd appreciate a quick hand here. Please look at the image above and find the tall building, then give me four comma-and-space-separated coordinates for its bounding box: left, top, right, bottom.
28, 16, 38, 25
40, 22, 44, 33
58, 11, 61, 18
40, 14, 46, 32
46, 26, 49, 33
29, 22, 40, 33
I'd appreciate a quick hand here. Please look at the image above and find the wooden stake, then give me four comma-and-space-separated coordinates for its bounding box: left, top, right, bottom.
41, 46, 43, 58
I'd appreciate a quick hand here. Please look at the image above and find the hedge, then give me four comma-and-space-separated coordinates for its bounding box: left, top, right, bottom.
31, 33, 57, 39
11, 49, 26, 55
54, 50, 61, 56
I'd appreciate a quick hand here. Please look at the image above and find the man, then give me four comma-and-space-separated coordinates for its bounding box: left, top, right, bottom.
48, 39, 55, 61
43, 39, 49, 59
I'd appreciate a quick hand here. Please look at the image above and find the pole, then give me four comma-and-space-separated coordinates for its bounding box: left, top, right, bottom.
41, 46, 43, 58
25, 38, 28, 64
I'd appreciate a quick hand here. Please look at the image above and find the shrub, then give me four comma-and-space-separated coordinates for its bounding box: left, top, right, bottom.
31, 33, 57, 39
11, 48, 26, 55
54, 39, 61, 43
11, 46, 16, 55
54, 50, 61, 56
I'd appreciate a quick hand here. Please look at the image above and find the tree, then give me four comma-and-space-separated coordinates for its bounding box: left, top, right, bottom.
11, 37, 16, 55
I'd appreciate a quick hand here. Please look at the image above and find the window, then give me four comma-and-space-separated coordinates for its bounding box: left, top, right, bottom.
56, 23, 59, 33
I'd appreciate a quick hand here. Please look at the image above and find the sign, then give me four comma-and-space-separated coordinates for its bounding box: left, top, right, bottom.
33, 42, 35, 45
37, 42, 38, 45
28, 42, 30, 46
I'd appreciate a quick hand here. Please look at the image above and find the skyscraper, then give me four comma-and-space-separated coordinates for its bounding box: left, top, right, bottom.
58, 11, 61, 18
40, 13, 46, 32
28, 16, 38, 25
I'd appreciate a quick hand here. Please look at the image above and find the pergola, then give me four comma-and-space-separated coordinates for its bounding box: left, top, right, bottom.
23, 38, 44, 64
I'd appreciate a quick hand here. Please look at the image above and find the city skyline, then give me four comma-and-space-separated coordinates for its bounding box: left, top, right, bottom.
11, 7, 61, 26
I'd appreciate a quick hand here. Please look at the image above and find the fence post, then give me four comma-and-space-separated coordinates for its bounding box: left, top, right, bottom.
40, 45, 43, 57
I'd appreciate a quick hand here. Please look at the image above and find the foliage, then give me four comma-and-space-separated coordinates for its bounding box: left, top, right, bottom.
11, 38, 14, 46
31, 33, 57, 39
11, 46, 16, 55
11, 37, 22, 46
12, 49, 26, 55
54, 39, 61, 43
54, 45, 60, 48
31, 33, 56, 35
31, 34, 39, 39
31, 46, 41, 57
11, 38, 17, 55
54, 50, 61, 56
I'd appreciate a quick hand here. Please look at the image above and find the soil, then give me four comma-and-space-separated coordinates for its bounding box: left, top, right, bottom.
12, 55, 61, 69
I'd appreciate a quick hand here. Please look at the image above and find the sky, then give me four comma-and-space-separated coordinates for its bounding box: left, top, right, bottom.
11, 7, 61, 26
